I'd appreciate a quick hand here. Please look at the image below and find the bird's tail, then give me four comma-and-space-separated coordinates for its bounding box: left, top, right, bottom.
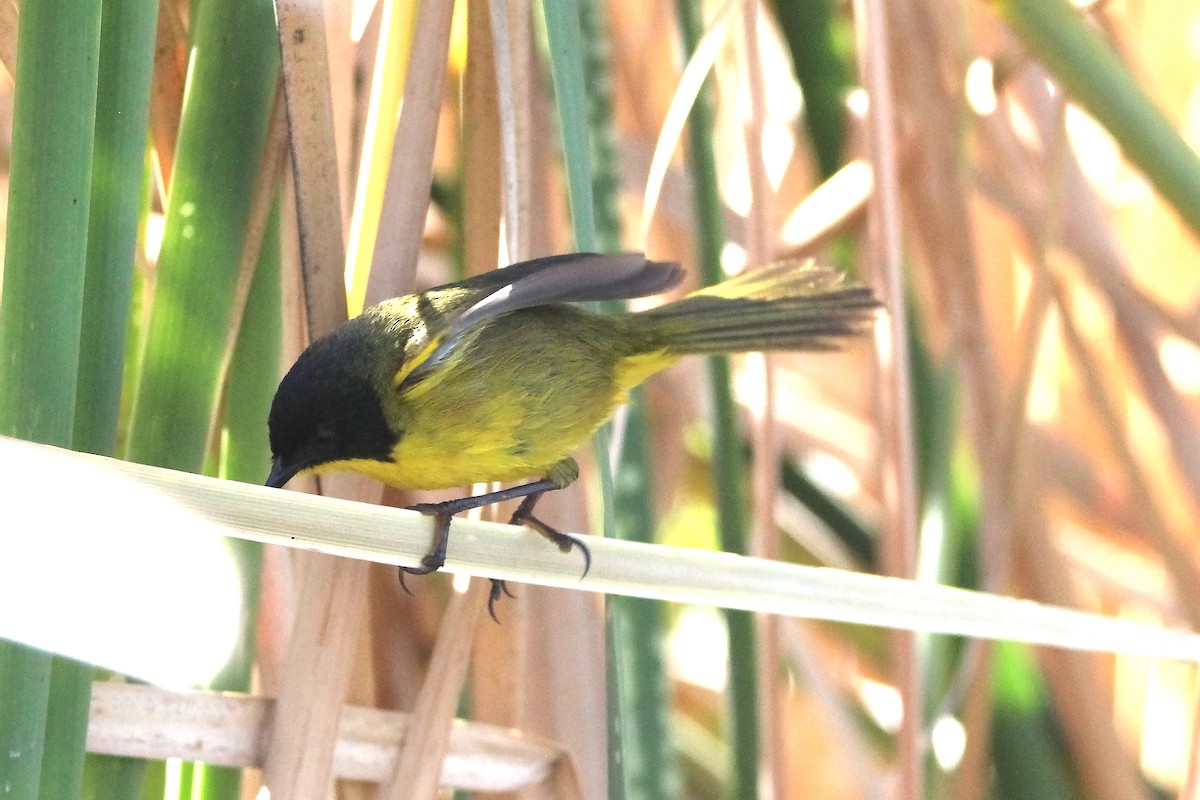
631, 259, 879, 355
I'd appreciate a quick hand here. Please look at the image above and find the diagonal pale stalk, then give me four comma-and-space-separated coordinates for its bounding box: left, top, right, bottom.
672, 0, 759, 796
384, 579, 491, 797
0, 0, 102, 794
637, 0, 737, 248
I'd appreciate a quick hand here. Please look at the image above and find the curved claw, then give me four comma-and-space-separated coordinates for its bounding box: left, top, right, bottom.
573, 536, 592, 579
404, 552, 447, 575
487, 579, 517, 623
551, 532, 591, 579
397, 549, 448, 597
397, 567, 414, 596
510, 509, 592, 580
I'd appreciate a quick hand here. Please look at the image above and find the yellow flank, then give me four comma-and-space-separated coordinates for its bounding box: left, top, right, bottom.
614, 349, 676, 394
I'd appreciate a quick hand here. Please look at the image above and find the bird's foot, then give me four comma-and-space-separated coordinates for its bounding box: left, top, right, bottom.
509, 506, 592, 579
398, 509, 453, 593
487, 579, 517, 622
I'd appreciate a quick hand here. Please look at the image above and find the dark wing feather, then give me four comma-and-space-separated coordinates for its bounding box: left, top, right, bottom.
399, 252, 683, 389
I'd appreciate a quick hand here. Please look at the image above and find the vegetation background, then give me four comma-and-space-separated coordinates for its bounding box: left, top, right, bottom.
0, 0, 1199, 797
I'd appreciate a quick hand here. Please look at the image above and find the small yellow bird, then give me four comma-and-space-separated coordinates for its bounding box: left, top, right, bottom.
266, 252, 877, 612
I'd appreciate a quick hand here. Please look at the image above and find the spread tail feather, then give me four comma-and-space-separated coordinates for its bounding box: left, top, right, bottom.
634, 260, 879, 355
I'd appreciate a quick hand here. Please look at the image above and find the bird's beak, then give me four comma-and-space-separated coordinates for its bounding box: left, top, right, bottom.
265, 457, 300, 489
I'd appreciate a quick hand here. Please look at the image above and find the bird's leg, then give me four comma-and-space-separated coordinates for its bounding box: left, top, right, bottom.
397, 510, 452, 594
405, 478, 561, 518
507, 492, 592, 574
486, 459, 590, 620
399, 478, 557, 589
486, 493, 592, 621
399, 458, 590, 621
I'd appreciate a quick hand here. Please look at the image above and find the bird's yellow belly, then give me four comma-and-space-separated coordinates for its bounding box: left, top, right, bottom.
375, 349, 640, 489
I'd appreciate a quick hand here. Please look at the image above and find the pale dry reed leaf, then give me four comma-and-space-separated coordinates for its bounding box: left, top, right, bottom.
520, 490, 607, 799
86, 682, 562, 790
0, 0, 15, 78
262, 483, 375, 800
1047, 274, 1200, 628
777, 160, 872, 258
363, 0, 454, 307
637, 0, 738, 247
275, 0, 349, 336
344, 0, 417, 313
1016, 524, 1148, 800
737, 2, 789, 794
384, 578, 490, 798
462, 0, 501, 273
150, 0, 186, 194
367, 561, 431, 712
487, 0, 533, 261
856, 0, 921, 795
264, 2, 367, 793
781, 620, 885, 800
324, 0, 358, 225
460, 8, 528, 793
257, 541, 298, 695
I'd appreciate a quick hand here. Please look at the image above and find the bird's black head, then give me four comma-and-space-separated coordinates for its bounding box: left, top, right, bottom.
266, 323, 399, 488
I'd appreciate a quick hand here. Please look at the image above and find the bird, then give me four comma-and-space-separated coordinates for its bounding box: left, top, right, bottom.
266, 252, 878, 617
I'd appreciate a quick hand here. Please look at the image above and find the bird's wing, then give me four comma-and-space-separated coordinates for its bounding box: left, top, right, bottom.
397, 252, 683, 390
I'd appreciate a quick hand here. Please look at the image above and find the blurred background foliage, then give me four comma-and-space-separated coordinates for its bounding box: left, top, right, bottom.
0, 0, 1199, 797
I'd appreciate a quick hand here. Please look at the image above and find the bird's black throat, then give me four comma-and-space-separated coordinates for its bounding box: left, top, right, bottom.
266, 324, 399, 487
